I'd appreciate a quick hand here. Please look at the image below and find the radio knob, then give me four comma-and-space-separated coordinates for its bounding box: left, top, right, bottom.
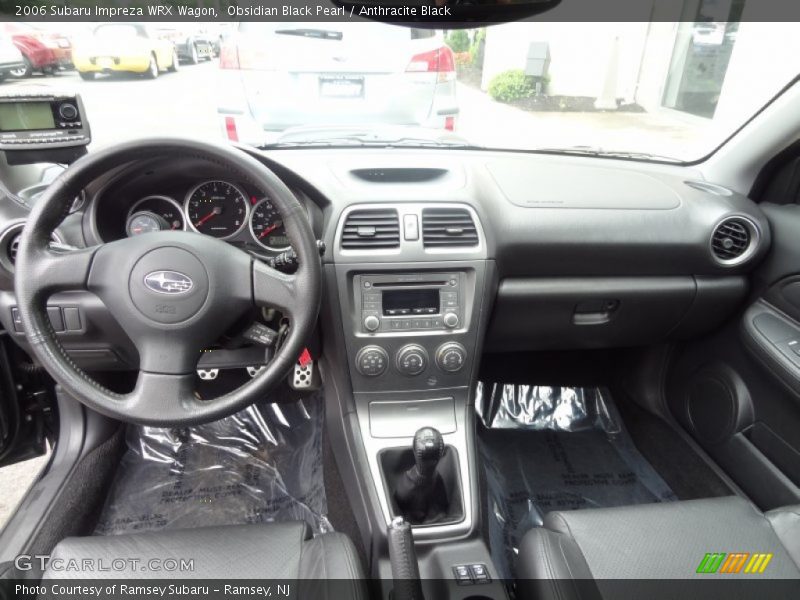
58, 103, 78, 121
395, 344, 428, 376
355, 345, 389, 377
443, 312, 460, 328
436, 342, 467, 373
363, 314, 380, 332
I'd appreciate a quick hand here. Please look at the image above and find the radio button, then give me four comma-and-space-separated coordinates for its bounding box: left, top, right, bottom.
356, 346, 389, 377
443, 312, 460, 328
363, 315, 380, 332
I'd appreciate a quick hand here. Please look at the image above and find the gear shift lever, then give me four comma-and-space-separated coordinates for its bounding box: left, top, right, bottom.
411, 427, 445, 481
395, 427, 446, 522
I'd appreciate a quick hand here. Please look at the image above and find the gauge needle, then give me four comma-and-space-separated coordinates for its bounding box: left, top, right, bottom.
196, 206, 221, 227
259, 223, 280, 239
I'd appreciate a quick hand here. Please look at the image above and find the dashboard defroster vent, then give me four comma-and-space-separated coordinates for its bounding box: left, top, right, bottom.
422, 208, 478, 248
711, 217, 757, 265
341, 208, 400, 250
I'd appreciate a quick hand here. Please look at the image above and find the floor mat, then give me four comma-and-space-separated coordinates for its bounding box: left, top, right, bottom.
94, 393, 332, 536
476, 384, 676, 578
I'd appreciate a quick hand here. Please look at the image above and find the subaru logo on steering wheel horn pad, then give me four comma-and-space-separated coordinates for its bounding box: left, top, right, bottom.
144, 270, 194, 295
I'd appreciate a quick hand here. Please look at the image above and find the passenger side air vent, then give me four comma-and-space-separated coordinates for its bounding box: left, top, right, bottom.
422, 208, 479, 248
341, 209, 400, 250
711, 217, 757, 265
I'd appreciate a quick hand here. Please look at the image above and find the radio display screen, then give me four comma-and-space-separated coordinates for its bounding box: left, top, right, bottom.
0, 102, 55, 131
383, 289, 439, 315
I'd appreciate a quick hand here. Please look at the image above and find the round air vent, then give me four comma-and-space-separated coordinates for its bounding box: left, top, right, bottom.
710, 216, 759, 266
0, 222, 62, 274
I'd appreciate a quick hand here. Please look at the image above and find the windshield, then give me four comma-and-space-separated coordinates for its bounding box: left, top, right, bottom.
6, 20, 798, 162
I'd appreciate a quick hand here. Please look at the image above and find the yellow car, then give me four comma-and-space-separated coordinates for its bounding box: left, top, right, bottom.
72, 23, 178, 80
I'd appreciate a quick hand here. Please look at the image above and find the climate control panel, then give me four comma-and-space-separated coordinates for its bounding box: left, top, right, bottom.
355, 342, 467, 377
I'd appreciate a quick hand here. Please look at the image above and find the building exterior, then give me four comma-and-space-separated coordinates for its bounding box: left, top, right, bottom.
479, 1, 800, 132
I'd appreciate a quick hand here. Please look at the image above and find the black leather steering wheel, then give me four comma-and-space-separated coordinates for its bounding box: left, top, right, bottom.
14, 138, 321, 426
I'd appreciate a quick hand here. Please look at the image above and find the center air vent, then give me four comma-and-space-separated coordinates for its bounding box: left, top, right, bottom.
341, 209, 400, 250
711, 217, 757, 265
422, 207, 478, 248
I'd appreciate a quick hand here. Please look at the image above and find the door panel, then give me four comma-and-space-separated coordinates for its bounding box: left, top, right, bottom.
667, 201, 800, 509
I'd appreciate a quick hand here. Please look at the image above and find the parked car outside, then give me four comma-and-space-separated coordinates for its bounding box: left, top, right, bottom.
156, 25, 215, 64
217, 22, 458, 145
1, 22, 71, 78
72, 23, 179, 80
0, 34, 24, 82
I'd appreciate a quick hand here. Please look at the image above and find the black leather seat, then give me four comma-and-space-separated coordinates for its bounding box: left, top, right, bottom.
518, 496, 800, 600
43, 522, 366, 591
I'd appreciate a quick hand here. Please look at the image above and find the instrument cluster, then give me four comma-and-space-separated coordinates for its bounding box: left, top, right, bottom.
121, 179, 292, 252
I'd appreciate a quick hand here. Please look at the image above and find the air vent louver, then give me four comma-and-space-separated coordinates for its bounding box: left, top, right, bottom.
711, 217, 752, 262
7, 233, 20, 264
341, 209, 400, 250
422, 208, 478, 248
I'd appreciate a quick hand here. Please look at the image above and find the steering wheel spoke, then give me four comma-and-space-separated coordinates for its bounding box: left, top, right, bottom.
25, 246, 98, 296
127, 370, 200, 422
253, 261, 299, 316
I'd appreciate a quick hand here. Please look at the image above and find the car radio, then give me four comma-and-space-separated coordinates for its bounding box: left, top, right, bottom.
357, 272, 463, 333
0, 92, 90, 152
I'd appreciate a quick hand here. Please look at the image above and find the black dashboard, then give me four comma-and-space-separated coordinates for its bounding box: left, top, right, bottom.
0, 145, 772, 373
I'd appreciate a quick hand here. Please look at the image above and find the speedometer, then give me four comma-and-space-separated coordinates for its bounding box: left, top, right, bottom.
249, 198, 291, 251
184, 181, 249, 239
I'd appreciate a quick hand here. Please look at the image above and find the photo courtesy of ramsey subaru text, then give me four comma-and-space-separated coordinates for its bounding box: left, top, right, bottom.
0, 2, 799, 600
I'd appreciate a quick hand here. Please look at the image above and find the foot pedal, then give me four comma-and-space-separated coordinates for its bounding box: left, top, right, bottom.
197, 368, 219, 381
247, 365, 266, 378
291, 361, 314, 389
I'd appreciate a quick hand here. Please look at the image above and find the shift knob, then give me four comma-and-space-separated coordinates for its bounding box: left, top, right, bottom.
412, 427, 445, 480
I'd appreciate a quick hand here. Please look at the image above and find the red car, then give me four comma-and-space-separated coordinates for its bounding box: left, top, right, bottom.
2, 23, 72, 78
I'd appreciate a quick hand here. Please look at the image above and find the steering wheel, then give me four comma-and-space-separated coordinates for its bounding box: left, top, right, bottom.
14, 138, 321, 426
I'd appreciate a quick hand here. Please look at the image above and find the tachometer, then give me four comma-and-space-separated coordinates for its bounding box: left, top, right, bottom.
249, 198, 291, 251
128, 195, 184, 232
184, 181, 249, 239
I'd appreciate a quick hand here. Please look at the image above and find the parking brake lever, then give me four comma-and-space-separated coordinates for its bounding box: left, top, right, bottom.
387, 517, 424, 600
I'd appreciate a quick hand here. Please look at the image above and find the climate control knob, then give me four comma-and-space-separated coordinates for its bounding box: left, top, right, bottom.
363, 314, 380, 332
395, 344, 429, 376
435, 342, 467, 373
443, 312, 460, 328
355, 345, 389, 377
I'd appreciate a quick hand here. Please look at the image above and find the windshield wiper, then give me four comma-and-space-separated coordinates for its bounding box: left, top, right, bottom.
534, 146, 682, 163
274, 28, 343, 41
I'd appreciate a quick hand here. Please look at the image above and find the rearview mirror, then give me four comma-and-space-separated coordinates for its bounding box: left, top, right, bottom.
332, 0, 563, 26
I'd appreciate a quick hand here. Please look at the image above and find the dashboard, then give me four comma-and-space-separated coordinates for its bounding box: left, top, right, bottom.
0, 145, 774, 377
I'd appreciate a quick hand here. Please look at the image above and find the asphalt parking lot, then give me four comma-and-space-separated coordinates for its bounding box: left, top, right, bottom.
1, 59, 697, 156
2, 60, 221, 148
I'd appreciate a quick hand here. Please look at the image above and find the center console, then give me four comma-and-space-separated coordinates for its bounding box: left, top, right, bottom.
325, 202, 503, 596
331, 204, 492, 526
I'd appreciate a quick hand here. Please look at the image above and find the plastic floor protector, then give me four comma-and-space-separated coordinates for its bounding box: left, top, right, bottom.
476, 383, 677, 578
94, 393, 332, 536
